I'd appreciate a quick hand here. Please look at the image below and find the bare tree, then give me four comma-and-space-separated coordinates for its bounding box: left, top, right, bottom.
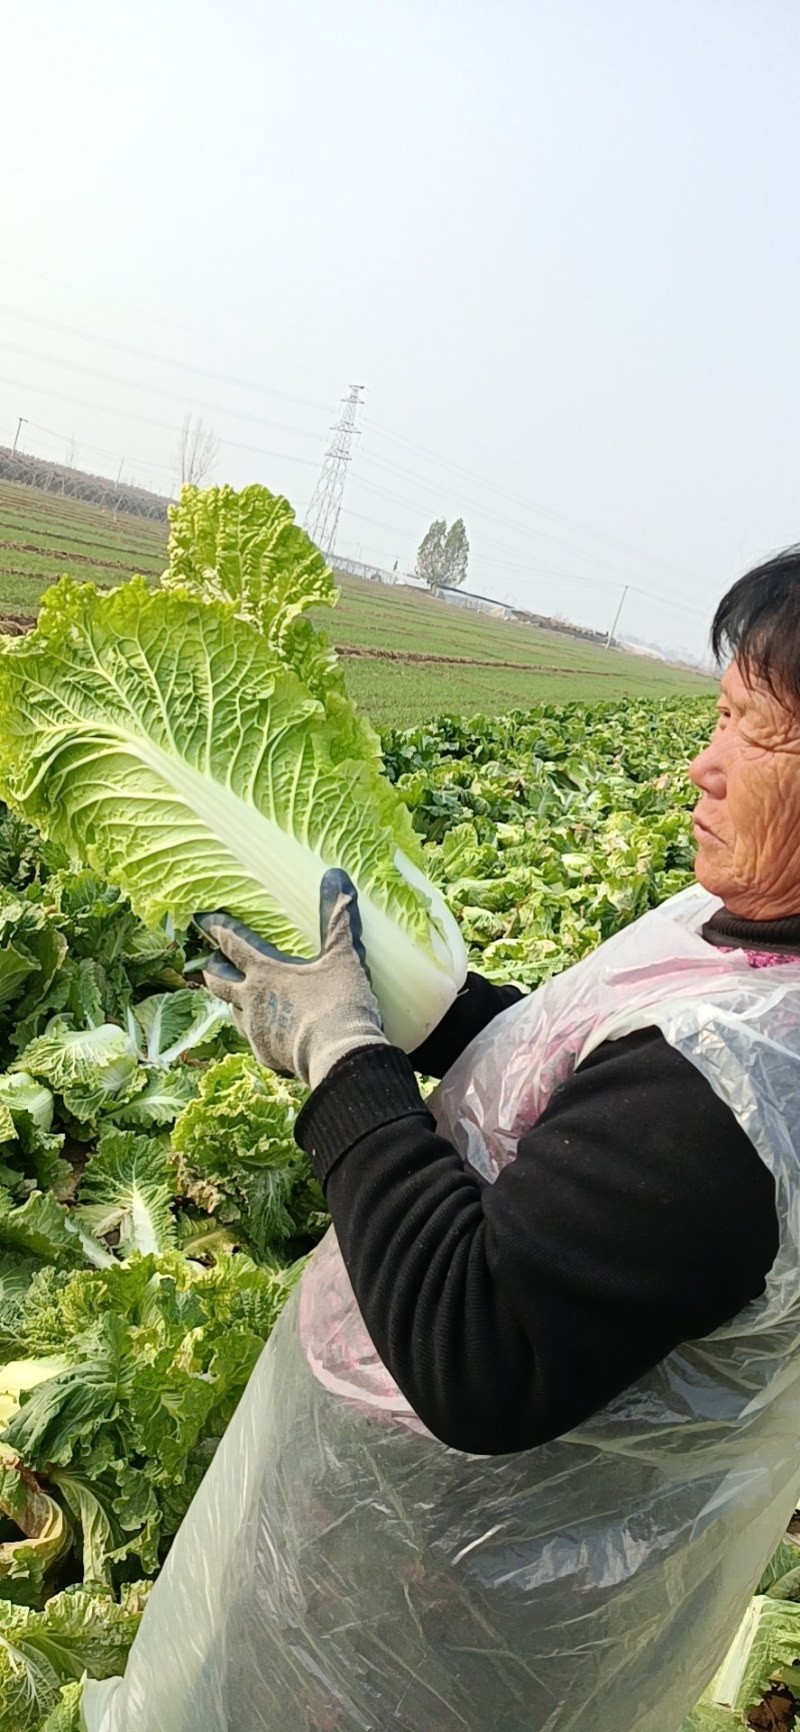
176, 414, 220, 489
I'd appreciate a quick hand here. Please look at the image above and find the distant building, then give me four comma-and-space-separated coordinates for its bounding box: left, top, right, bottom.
327, 553, 395, 584
618, 639, 669, 662
435, 586, 517, 620
327, 558, 518, 618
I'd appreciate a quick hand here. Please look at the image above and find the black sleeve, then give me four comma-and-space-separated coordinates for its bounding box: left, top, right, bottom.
296, 1027, 779, 1456
407, 971, 524, 1079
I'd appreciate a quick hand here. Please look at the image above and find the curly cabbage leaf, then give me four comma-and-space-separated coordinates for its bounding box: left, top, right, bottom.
0, 895, 66, 1026
1, 1322, 124, 1468
0, 1075, 54, 1136
0, 1584, 146, 1732
0, 1253, 44, 1350
0, 1192, 114, 1272
107, 1068, 198, 1131
170, 1054, 326, 1259
2, 1254, 298, 1581
164, 482, 341, 699
15, 1024, 138, 1121
49, 1472, 120, 1592
77, 1132, 176, 1258
130, 989, 233, 1068
38, 1681, 86, 1731
0, 1074, 67, 1200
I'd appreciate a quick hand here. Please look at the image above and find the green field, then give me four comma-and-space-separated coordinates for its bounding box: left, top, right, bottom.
0, 477, 716, 722
0, 478, 165, 609
330, 578, 715, 721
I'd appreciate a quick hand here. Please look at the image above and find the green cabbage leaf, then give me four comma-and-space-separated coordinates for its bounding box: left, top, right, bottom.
0, 1454, 72, 1606
0, 1585, 146, 1732
76, 1132, 177, 1259
170, 1053, 325, 1258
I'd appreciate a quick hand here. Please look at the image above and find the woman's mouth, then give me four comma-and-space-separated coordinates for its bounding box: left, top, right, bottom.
692, 814, 718, 842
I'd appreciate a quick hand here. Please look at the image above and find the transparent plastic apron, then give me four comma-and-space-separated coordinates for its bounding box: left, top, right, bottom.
86, 886, 800, 1732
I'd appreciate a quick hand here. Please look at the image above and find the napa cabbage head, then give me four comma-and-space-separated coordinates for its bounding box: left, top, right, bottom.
0, 486, 466, 1052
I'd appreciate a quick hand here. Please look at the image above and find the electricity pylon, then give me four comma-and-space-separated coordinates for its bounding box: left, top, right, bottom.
305, 384, 364, 555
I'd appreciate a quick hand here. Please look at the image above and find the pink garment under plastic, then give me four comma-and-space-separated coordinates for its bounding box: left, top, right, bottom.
86, 886, 800, 1732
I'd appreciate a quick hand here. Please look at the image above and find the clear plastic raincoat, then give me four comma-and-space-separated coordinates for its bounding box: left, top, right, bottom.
85, 886, 800, 1732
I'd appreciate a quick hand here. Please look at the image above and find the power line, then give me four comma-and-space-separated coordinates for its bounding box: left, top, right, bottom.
0, 373, 320, 470
339, 479, 711, 620
0, 258, 337, 399
358, 443, 708, 603
0, 285, 711, 599
305, 386, 365, 556
353, 455, 712, 617
363, 416, 708, 590
355, 449, 666, 592
0, 301, 333, 416
0, 285, 713, 632
1, 408, 710, 636
0, 372, 710, 625
0, 262, 714, 604
11, 338, 623, 573
0, 336, 322, 445
24, 419, 175, 481
8, 348, 618, 581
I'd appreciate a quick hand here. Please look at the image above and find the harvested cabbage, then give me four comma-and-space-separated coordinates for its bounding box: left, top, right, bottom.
0, 487, 466, 1052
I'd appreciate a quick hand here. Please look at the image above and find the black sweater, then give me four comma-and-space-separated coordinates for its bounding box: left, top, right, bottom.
295, 908, 792, 1456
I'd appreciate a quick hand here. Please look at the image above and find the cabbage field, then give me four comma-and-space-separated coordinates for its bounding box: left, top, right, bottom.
0, 484, 795, 1731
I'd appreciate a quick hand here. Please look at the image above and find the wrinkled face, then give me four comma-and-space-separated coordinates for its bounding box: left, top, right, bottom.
689, 658, 800, 918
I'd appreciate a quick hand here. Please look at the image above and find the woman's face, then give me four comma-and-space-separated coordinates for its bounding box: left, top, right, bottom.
689, 658, 800, 918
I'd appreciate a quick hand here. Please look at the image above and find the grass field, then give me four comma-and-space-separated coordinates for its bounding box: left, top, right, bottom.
0, 477, 165, 611
329, 578, 715, 721
0, 477, 716, 723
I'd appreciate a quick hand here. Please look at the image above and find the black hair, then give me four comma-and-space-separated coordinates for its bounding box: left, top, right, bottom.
712, 547, 800, 704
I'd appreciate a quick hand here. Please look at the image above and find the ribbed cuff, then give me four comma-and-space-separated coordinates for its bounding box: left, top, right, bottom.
408, 971, 524, 1078
296, 1044, 431, 1188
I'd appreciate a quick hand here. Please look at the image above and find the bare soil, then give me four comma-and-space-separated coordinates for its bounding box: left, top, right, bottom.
337, 643, 618, 678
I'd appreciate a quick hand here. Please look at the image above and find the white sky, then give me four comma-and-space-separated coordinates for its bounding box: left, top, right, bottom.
3, 0, 800, 659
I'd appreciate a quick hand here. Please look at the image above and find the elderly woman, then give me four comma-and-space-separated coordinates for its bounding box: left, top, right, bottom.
91, 552, 800, 1732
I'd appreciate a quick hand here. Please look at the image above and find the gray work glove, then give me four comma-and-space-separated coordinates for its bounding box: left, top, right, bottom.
196, 868, 387, 1091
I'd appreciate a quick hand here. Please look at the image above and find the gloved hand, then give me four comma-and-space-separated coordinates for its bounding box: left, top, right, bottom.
196, 868, 387, 1091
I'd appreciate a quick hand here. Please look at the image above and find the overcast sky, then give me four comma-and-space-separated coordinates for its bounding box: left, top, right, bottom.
2, 0, 799, 659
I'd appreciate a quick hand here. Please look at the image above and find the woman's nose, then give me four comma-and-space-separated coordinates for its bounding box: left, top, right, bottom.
689, 742, 726, 797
